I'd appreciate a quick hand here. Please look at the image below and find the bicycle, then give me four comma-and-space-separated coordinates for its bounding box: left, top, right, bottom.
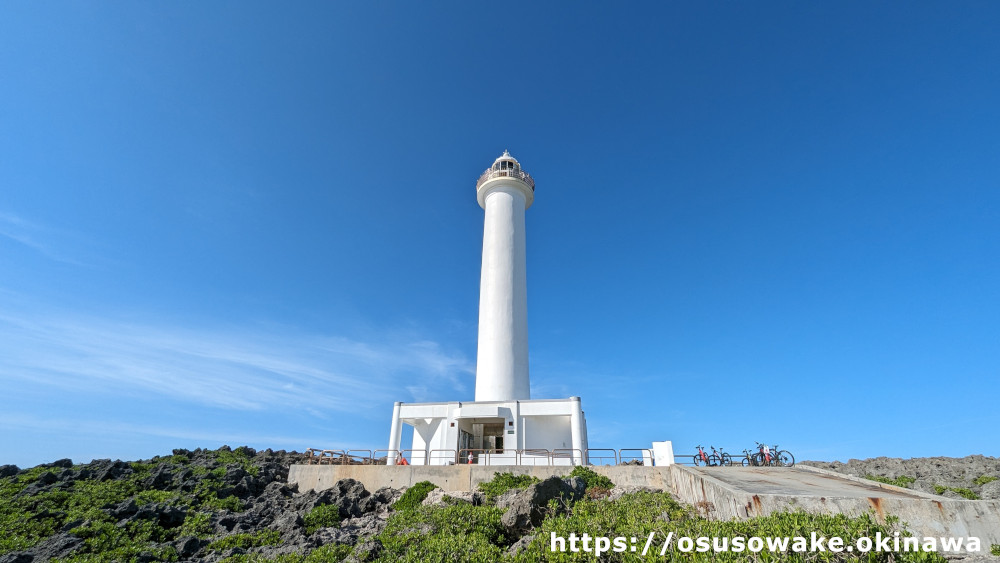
752, 441, 774, 466
693, 445, 713, 466
771, 445, 795, 467
740, 449, 754, 467
711, 446, 733, 467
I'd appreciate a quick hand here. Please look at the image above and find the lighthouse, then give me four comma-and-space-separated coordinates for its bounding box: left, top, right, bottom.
475, 150, 533, 402
385, 151, 590, 466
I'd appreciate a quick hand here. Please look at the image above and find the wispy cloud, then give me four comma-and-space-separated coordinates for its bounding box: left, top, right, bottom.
0, 306, 474, 415
0, 210, 92, 266
0, 412, 358, 451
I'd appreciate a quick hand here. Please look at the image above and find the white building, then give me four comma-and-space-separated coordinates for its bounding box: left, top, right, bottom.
387, 152, 589, 466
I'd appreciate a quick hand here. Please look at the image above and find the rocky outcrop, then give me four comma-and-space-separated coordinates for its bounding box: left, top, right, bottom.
499, 476, 585, 533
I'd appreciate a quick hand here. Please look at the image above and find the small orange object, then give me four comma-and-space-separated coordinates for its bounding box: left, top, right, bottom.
398, 456, 409, 465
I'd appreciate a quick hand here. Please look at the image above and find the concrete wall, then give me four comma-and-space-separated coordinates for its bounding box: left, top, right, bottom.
288, 464, 671, 494
288, 464, 1000, 552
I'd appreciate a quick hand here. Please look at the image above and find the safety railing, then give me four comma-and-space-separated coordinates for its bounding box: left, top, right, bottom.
552, 448, 584, 466
618, 448, 653, 466
346, 450, 374, 465
476, 167, 535, 191
305, 449, 346, 465
459, 448, 490, 465
586, 448, 619, 465
307, 447, 670, 466
518, 449, 553, 466
372, 449, 404, 465
430, 449, 458, 465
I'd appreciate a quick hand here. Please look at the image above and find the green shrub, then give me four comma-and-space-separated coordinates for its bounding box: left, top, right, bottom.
304, 503, 341, 534
477, 472, 540, 500
569, 465, 614, 491
973, 475, 998, 486
391, 481, 438, 512
206, 530, 281, 553
933, 485, 980, 499
864, 474, 916, 488
178, 511, 213, 539
950, 487, 979, 500
304, 544, 352, 562
213, 447, 260, 476
991, 544, 1000, 556
377, 503, 506, 561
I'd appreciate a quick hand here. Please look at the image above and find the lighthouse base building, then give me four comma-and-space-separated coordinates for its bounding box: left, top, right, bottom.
387, 397, 589, 466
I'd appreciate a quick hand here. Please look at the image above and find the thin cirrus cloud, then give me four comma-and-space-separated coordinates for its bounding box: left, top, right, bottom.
0, 306, 475, 416
0, 211, 94, 266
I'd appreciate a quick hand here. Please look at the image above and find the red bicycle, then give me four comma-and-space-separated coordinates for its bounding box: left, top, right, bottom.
693, 445, 714, 466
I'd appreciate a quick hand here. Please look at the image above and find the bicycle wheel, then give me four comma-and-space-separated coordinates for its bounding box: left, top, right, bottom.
707, 455, 720, 467
721, 453, 733, 466
741, 456, 750, 467
751, 453, 764, 466
776, 451, 795, 467
693, 453, 703, 466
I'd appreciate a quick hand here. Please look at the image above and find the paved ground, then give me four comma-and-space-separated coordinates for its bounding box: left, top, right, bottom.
690, 466, 928, 498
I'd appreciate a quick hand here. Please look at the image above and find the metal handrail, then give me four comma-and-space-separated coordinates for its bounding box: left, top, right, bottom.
400, 449, 431, 466
305, 446, 684, 466
476, 168, 535, 191
430, 449, 458, 465
552, 448, 584, 466
345, 450, 373, 465
517, 449, 551, 466
618, 448, 653, 466
373, 449, 403, 465
586, 448, 619, 466
459, 448, 491, 465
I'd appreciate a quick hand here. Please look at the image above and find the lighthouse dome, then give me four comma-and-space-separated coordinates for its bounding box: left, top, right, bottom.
491, 150, 521, 171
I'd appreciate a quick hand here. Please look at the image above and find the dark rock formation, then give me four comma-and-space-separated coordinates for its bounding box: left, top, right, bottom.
500, 476, 585, 532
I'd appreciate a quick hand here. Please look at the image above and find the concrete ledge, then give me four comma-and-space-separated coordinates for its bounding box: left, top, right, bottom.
287, 464, 672, 493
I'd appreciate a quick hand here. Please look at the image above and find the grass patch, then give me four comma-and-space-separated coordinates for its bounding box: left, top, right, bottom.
304, 503, 341, 534
178, 511, 213, 539
973, 475, 998, 486
864, 474, 916, 488
569, 465, 615, 491
391, 481, 438, 512
477, 472, 540, 501
377, 503, 506, 561
934, 485, 980, 499
206, 530, 281, 553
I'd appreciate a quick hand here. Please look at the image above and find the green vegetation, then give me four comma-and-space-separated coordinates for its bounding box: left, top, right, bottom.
303, 503, 341, 534
973, 475, 998, 486
214, 446, 260, 476
206, 530, 281, 553
933, 485, 980, 499
568, 465, 614, 491
178, 511, 213, 539
864, 474, 916, 488
377, 502, 507, 561
391, 480, 438, 512
991, 544, 1000, 556
478, 472, 540, 500
0, 447, 262, 562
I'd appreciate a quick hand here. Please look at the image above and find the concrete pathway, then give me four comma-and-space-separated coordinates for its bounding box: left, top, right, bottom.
690, 466, 927, 498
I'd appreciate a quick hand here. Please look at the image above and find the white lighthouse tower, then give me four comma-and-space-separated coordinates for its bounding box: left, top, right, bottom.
475, 150, 532, 402
386, 152, 589, 466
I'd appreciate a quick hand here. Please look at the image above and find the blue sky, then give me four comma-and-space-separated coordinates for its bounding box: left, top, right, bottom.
2, 2, 998, 468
